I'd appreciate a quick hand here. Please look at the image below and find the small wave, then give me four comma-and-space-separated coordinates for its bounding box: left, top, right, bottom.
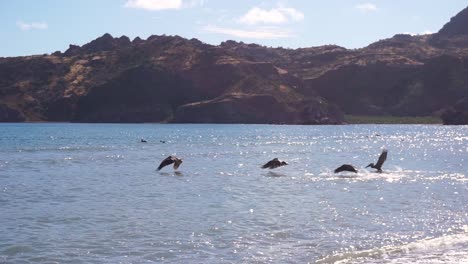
319, 168, 409, 183
425, 173, 467, 182
318, 167, 467, 183
17, 145, 113, 153
105, 154, 125, 160
317, 228, 468, 264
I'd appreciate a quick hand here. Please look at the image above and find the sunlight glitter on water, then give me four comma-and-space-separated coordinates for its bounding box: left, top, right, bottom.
0, 124, 466, 263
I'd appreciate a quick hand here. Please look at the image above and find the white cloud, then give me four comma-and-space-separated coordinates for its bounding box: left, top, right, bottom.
238, 7, 304, 25
203, 25, 293, 39
125, 0, 182, 10
17, 21, 48, 31
403, 30, 434, 36
124, 0, 203, 11
355, 3, 378, 13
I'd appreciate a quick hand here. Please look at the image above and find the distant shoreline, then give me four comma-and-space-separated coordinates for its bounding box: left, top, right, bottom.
0, 118, 444, 125
344, 115, 442, 124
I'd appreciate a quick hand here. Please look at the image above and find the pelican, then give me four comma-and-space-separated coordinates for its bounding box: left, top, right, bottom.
141, 138, 147, 143
157, 156, 183, 171
366, 149, 388, 173
334, 164, 358, 173
261, 158, 288, 169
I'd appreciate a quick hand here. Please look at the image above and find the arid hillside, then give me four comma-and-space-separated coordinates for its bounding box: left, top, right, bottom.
1, 6, 468, 124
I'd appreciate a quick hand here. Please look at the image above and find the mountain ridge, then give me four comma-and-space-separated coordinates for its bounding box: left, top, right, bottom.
1, 6, 468, 124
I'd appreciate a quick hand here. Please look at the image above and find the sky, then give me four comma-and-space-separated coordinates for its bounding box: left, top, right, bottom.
1, 0, 467, 57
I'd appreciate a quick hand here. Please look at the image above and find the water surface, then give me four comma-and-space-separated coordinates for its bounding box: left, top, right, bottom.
0, 124, 467, 263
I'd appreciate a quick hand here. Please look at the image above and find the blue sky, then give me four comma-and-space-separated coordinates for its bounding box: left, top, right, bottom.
1, 0, 467, 57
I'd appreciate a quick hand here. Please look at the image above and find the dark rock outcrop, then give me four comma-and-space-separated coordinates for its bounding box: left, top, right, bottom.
438, 6, 468, 36
174, 93, 342, 124
0, 104, 25, 122
441, 109, 468, 125
72, 65, 192, 122
63, 44, 81, 56
440, 97, 468, 125
174, 93, 291, 124
304, 55, 468, 117
64, 33, 132, 56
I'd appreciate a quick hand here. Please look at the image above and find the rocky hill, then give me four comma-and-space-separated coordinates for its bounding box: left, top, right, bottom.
0, 34, 342, 124
1, 6, 468, 124
222, 6, 468, 119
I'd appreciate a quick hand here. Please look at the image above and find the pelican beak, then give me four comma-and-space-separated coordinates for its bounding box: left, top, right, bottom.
365, 164, 372, 168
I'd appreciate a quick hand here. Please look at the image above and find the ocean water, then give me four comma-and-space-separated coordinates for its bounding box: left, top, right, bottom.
0, 123, 466, 263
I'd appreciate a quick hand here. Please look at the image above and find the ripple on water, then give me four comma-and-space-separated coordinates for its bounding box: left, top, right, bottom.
0, 124, 466, 263
316, 227, 468, 264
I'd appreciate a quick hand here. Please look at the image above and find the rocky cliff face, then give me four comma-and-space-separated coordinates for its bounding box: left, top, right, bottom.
1, 6, 468, 124
221, 6, 468, 120
174, 93, 341, 124
0, 34, 342, 124
438, 6, 468, 37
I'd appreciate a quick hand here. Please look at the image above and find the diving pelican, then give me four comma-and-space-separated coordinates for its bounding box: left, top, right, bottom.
157, 156, 183, 171
261, 158, 288, 169
366, 149, 388, 173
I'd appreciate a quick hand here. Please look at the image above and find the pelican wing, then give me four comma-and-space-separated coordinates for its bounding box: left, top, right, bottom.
334, 164, 357, 173
261, 161, 274, 169
157, 156, 175, 171
261, 158, 279, 169
334, 165, 346, 173
269, 163, 281, 169
375, 150, 388, 169
173, 159, 183, 170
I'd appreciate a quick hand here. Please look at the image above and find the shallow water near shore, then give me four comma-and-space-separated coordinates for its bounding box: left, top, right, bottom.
0, 123, 467, 263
